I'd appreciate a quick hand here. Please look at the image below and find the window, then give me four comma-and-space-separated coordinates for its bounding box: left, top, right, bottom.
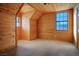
77, 8, 79, 32
16, 16, 20, 27
56, 11, 68, 31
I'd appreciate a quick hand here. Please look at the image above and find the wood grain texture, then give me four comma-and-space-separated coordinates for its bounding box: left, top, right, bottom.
0, 3, 21, 15
0, 3, 21, 51
0, 12, 15, 51
37, 9, 73, 42
16, 11, 35, 40
30, 11, 42, 40
29, 3, 76, 13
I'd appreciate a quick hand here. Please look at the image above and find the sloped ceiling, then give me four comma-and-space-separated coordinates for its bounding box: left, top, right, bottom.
28, 3, 77, 13
0, 3, 76, 15
0, 3, 22, 15
19, 4, 35, 14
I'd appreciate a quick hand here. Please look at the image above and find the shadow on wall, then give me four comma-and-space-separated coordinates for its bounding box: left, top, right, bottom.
0, 47, 16, 56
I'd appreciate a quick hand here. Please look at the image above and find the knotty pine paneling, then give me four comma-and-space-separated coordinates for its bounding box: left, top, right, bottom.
38, 9, 73, 42
30, 11, 42, 40
0, 12, 15, 51
16, 11, 35, 40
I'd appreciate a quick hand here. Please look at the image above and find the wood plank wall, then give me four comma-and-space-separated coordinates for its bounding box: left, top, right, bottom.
17, 9, 73, 43
0, 12, 15, 51
37, 9, 73, 42
30, 11, 42, 40
17, 11, 42, 40
17, 11, 35, 40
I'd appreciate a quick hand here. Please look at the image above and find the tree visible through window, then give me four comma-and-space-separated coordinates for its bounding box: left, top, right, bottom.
56, 11, 68, 31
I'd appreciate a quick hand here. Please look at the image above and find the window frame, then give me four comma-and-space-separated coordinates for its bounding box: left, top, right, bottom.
56, 11, 68, 31
16, 16, 20, 28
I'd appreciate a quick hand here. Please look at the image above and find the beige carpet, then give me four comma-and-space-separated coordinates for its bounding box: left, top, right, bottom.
16, 39, 79, 56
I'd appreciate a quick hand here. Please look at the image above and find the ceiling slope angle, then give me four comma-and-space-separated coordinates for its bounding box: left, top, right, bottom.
28, 3, 77, 13
0, 3, 22, 15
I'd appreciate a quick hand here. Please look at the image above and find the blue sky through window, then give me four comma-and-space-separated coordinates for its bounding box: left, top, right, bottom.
56, 11, 68, 31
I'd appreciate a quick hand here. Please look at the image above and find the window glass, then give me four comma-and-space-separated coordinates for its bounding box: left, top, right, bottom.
16, 16, 20, 27
56, 11, 68, 31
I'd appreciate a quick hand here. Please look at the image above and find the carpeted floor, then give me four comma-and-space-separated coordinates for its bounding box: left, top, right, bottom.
0, 39, 79, 56
16, 39, 79, 56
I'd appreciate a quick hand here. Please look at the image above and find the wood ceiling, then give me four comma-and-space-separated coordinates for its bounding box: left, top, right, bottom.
0, 3, 77, 15
0, 3, 22, 15
27, 3, 76, 13
19, 4, 35, 14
